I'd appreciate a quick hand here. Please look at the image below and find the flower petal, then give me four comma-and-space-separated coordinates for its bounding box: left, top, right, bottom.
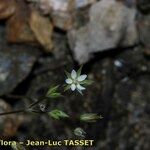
77, 84, 85, 90
71, 70, 77, 79
77, 75, 87, 82
65, 78, 73, 84
71, 84, 76, 91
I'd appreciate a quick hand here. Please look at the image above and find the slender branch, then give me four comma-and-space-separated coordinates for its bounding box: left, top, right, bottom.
0, 109, 26, 116
0, 96, 47, 116
28, 97, 46, 108
0, 86, 64, 116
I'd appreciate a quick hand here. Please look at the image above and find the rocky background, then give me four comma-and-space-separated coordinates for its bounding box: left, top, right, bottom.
0, 0, 150, 150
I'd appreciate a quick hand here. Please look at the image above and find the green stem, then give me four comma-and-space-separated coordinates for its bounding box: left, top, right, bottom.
28, 97, 46, 108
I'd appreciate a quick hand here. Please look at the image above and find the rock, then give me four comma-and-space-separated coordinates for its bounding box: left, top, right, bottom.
100, 74, 150, 150
51, 11, 75, 31
31, 0, 75, 30
27, 0, 96, 30
0, 0, 16, 20
92, 46, 150, 150
75, 0, 96, 9
116, 0, 137, 7
0, 47, 37, 95
68, 0, 138, 64
36, 0, 96, 13
0, 26, 38, 95
34, 0, 51, 15
0, 99, 22, 137
29, 10, 54, 52
40, 0, 74, 12
5, 0, 53, 52
6, 0, 37, 44
137, 14, 150, 49
50, 7, 89, 30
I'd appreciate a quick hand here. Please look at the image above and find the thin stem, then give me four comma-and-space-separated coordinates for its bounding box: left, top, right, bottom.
0, 109, 26, 116
0, 86, 64, 116
28, 97, 46, 108
0, 97, 46, 116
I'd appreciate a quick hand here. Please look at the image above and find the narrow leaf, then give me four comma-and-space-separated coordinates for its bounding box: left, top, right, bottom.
80, 80, 94, 85
46, 85, 59, 96
80, 113, 102, 122
65, 70, 71, 78
49, 109, 69, 120
77, 89, 83, 95
48, 92, 62, 98
64, 85, 71, 92
77, 65, 83, 76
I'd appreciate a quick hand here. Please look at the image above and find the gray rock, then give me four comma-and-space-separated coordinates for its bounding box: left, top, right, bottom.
94, 47, 150, 150
100, 74, 150, 150
0, 48, 37, 95
124, 0, 136, 7
68, 0, 138, 64
137, 14, 150, 48
0, 99, 22, 137
0, 26, 38, 95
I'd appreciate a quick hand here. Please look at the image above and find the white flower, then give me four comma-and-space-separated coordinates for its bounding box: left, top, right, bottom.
65, 69, 87, 93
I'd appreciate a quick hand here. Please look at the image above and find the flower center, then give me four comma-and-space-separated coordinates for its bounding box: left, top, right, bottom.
72, 79, 79, 85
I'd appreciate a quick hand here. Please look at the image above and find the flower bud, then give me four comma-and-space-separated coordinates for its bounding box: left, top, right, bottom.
80, 113, 103, 122
74, 127, 86, 138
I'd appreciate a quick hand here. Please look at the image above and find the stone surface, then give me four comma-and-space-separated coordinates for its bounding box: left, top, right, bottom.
27, 0, 96, 30
36, 0, 96, 12
68, 0, 138, 63
99, 69, 150, 150
98, 72, 150, 150
0, 26, 38, 95
51, 11, 75, 30
0, 99, 22, 137
6, 0, 37, 44
0, 48, 36, 95
93, 47, 150, 150
0, 0, 16, 20
137, 14, 150, 48
29, 10, 54, 52
75, 0, 96, 8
